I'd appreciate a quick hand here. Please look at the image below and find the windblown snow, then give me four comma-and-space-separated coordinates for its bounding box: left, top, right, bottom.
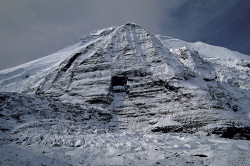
0, 22, 249, 165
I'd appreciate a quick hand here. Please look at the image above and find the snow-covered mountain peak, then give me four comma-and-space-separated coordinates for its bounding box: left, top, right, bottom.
1, 23, 250, 165
0, 23, 249, 139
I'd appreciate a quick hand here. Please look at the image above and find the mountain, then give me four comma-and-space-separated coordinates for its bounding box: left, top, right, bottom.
0, 22, 249, 165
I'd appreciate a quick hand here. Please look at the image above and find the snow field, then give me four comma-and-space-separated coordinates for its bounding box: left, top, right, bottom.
0, 132, 249, 166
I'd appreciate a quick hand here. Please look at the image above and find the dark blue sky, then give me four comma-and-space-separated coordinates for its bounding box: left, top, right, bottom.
0, 0, 249, 70
164, 0, 250, 56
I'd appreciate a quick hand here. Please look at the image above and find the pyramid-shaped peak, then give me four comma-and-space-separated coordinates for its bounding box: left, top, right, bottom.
0, 22, 249, 144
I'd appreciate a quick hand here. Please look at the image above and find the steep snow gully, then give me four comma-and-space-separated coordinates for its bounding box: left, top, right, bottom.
0, 22, 249, 165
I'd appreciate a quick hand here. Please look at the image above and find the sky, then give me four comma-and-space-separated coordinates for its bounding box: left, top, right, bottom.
0, 0, 249, 70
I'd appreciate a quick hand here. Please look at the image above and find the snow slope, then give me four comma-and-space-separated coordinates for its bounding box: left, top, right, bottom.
1, 132, 249, 166
0, 22, 250, 165
0, 26, 117, 93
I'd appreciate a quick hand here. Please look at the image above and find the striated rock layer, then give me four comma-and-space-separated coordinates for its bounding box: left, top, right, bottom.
0, 23, 249, 139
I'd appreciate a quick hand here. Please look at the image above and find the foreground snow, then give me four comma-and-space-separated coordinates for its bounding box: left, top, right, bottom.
0, 132, 249, 166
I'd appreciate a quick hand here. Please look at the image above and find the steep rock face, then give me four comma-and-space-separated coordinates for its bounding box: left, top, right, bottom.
35, 23, 183, 101
33, 23, 209, 130
0, 23, 249, 138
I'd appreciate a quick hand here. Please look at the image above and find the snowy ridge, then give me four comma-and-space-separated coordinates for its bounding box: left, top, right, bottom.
0, 23, 250, 165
